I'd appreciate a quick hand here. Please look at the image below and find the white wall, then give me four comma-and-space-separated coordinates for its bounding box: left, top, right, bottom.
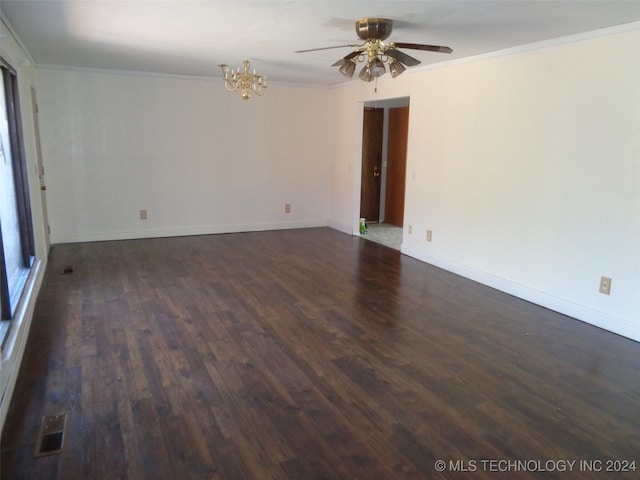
34, 68, 333, 243
329, 27, 640, 341
0, 20, 49, 432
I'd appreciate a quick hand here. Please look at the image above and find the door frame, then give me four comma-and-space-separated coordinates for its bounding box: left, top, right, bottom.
354, 96, 410, 236
30, 87, 51, 255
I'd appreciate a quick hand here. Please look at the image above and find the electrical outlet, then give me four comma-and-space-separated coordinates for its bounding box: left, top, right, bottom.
599, 276, 612, 295
408, 225, 412, 234
140, 210, 147, 220
285, 203, 291, 213
426, 229, 432, 242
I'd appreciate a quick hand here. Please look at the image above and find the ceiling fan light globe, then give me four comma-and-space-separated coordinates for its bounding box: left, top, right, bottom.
359, 64, 373, 82
339, 61, 356, 78
371, 58, 386, 77
389, 59, 406, 78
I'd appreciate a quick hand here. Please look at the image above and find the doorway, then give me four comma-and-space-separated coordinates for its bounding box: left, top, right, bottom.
359, 97, 410, 250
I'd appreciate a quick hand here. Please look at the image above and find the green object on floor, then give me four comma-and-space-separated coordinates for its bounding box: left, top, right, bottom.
359, 218, 367, 234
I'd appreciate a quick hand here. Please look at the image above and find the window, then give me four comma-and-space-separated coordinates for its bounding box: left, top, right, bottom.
0, 59, 35, 343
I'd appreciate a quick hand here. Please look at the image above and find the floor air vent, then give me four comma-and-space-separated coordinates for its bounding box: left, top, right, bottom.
35, 413, 68, 457
60, 264, 74, 275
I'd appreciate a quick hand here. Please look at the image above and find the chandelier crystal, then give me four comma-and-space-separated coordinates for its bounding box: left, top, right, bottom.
218, 58, 267, 100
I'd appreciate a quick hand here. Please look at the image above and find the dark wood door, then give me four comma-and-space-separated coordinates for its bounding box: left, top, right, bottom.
384, 106, 409, 227
360, 107, 384, 223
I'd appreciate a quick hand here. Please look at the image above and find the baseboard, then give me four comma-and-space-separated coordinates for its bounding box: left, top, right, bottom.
326, 219, 354, 235
50, 220, 329, 244
401, 243, 640, 343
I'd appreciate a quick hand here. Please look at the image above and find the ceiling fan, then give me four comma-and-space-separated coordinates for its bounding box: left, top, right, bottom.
296, 18, 452, 81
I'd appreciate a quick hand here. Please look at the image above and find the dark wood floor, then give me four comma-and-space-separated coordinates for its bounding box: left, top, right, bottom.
2, 228, 639, 479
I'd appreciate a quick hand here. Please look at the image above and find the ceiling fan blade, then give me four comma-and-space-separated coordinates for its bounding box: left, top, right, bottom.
393, 42, 453, 54
295, 44, 359, 53
331, 50, 362, 67
385, 48, 421, 67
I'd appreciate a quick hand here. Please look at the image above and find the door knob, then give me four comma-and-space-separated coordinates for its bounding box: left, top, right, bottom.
41, 185, 46, 191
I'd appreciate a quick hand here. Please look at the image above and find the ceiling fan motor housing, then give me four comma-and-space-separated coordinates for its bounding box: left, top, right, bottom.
356, 18, 393, 41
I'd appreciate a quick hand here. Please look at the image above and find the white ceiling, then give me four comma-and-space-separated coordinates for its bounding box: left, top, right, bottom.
2, 1, 640, 86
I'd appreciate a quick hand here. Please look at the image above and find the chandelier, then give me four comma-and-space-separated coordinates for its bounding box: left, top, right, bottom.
218, 58, 267, 100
